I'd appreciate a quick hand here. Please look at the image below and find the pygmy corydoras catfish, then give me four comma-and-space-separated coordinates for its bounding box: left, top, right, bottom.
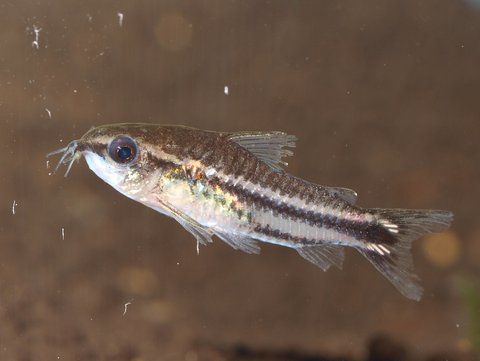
49, 124, 454, 300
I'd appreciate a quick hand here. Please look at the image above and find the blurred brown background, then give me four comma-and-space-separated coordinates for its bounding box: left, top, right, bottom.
1, 1, 479, 360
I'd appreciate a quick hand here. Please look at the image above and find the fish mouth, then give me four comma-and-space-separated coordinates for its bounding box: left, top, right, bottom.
47, 140, 83, 177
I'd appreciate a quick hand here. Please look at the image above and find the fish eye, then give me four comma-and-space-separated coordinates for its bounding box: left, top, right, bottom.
108, 136, 138, 164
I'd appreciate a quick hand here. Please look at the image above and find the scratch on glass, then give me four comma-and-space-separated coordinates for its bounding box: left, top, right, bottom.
117, 12, 124, 27
123, 299, 133, 316
31, 25, 41, 49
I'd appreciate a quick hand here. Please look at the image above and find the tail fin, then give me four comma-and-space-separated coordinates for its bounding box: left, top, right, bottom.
358, 208, 453, 301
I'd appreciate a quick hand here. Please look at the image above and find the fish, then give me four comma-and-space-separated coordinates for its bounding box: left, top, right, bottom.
48, 123, 453, 300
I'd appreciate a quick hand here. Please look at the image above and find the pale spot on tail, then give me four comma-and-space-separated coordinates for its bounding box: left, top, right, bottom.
378, 244, 391, 254
379, 220, 400, 233
366, 243, 391, 256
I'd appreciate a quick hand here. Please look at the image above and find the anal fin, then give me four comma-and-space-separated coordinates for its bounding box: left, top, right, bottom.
296, 244, 344, 271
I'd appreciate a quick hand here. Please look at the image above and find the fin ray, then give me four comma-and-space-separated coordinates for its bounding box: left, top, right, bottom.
176, 219, 213, 246
296, 244, 345, 271
228, 131, 297, 171
214, 231, 261, 254
358, 208, 454, 301
149, 198, 213, 246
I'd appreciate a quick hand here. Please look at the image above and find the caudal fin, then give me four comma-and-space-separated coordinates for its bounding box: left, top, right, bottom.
358, 208, 453, 301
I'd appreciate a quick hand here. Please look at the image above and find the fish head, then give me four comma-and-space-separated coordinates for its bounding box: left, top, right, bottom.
48, 123, 179, 195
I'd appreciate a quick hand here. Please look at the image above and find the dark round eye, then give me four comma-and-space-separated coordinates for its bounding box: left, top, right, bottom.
108, 136, 138, 164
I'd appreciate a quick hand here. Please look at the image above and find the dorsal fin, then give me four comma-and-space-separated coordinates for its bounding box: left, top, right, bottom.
228, 131, 297, 171
326, 186, 358, 204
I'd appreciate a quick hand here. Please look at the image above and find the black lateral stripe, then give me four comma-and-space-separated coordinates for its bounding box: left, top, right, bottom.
208, 175, 397, 245
252, 224, 315, 245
